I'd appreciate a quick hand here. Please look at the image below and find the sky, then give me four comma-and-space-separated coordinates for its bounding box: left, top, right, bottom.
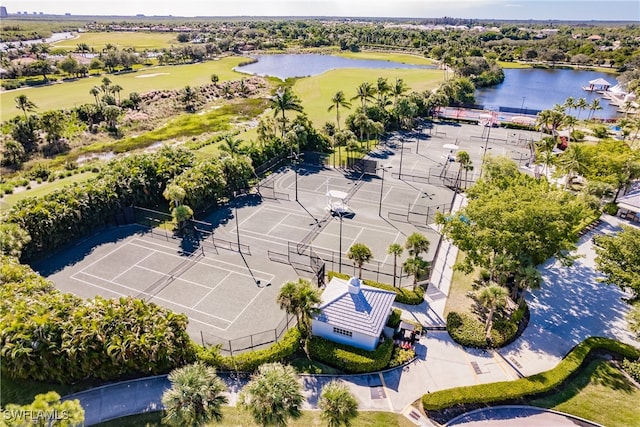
2, 0, 639, 21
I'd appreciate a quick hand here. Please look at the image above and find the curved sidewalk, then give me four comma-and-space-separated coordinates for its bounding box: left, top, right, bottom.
446, 406, 604, 427
63, 213, 639, 426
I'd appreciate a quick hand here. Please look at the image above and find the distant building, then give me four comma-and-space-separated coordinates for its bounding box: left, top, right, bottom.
312, 276, 395, 351
0, 6, 8, 18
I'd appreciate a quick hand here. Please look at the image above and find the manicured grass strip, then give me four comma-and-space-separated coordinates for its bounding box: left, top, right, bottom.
443, 252, 477, 316
421, 337, 640, 411
94, 407, 416, 427
0, 172, 97, 211
337, 51, 435, 65
530, 359, 640, 427
1, 57, 247, 122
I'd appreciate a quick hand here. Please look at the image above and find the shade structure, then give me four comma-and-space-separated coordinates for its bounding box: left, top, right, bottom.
479, 113, 493, 119
588, 78, 611, 86
442, 143, 460, 150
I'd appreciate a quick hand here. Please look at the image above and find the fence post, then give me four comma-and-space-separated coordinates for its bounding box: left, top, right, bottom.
201, 331, 205, 346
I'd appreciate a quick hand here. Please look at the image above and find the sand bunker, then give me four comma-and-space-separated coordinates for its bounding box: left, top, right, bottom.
135, 73, 170, 78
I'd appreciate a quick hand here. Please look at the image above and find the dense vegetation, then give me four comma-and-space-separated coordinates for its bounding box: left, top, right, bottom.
0, 256, 195, 383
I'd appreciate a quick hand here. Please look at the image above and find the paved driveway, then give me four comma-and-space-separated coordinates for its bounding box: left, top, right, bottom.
499, 215, 638, 377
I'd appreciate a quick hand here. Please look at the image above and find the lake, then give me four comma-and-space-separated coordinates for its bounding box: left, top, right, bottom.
476, 68, 621, 118
235, 53, 435, 80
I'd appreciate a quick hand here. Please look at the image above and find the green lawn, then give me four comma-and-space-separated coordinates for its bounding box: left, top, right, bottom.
443, 252, 478, 316
0, 172, 97, 211
294, 67, 444, 128
530, 359, 640, 427
51, 31, 182, 51
95, 407, 416, 427
1, 57, 248, 122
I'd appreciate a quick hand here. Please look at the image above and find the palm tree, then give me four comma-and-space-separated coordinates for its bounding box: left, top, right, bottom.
563, 115, 578, 145
476, 283, 508, 340
76, 42, 90, 56
89, 86, 101, 106
536, 106, 565, 139
172, 205, 194, 231
575, 97, 588, 119
347, 243, 373, 279
563, 97, 576, 115
455, 150, 474, 189
588, 98, 602, 120
239, 363, 303, 427
163, 184, 186, 209
351, 82, 375, 108
277, 279, 321, 336
111, 84, 123, 104
100, 76, 112, 93
15, 94, 37, 118
328, 91, 351, 131
318, 381, 359, 427
387, 243, 403, 287
392, 78, 408, 106
220, 135, 243, 157
557, 144, 589, 189
376, 77, 390, 106
161, 362, 228, 427
404, 232, 430, 258
180, 85, 199, 112
403, 256, 429, 290
513, 265, 542, 306
271, 87, 304, 138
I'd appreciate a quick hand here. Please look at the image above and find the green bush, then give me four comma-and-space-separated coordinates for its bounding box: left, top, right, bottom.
1, 80, 22, 90
308, 336, 394, 373
387, 308, 402, 328
446, 312, 518, 349
196, 327, 301, 373
327, 271, 424, 305
571, 129, 585, 142
388, 346, 415, 368
603, 202, 619, 216
621, 359, 640, 382
422, 336, 640, 411
592, 125, 609, 139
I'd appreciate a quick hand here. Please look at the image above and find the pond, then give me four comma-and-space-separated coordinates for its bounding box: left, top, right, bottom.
235, 53, 435, 80
476, 68, 621, 119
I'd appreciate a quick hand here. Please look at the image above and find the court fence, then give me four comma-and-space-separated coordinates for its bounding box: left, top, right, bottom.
199, 313, 296, 356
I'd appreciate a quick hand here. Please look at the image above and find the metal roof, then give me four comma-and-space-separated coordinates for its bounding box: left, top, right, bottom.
314, 277, 396, 337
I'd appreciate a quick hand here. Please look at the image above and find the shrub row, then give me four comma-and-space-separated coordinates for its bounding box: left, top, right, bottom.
197, 327, 301, 373
327, 271, 424, 305
446, 311, 518, 349
308, 336, 394, 373
422, 336, 640, 411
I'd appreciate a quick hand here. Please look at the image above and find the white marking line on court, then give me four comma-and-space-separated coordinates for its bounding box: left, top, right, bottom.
129, 238, 275, 282
134, 264, 216, 290
111, 251, 155, 282
193, 271, 232, 307
266, 212, 292, 236
75, 240, 134, 272
229, 282, 267, 325
70, 271, 233, 329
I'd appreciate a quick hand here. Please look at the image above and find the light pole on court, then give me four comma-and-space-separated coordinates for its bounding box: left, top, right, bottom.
233, 191, 240, 249
376, 165, 392, 217
398, 138, 405, 179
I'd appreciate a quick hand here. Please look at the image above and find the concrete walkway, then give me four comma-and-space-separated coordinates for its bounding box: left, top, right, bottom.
64, 212, 639, 426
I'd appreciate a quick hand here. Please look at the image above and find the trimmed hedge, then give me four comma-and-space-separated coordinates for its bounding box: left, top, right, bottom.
197, 327, 301, 372
328, 271, 424, 305
446, 312, 518, 349
308, 336, 394, 373
422, 336, 640, 411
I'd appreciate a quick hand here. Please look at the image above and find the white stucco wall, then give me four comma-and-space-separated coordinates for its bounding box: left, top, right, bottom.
311, 320, 378, 351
